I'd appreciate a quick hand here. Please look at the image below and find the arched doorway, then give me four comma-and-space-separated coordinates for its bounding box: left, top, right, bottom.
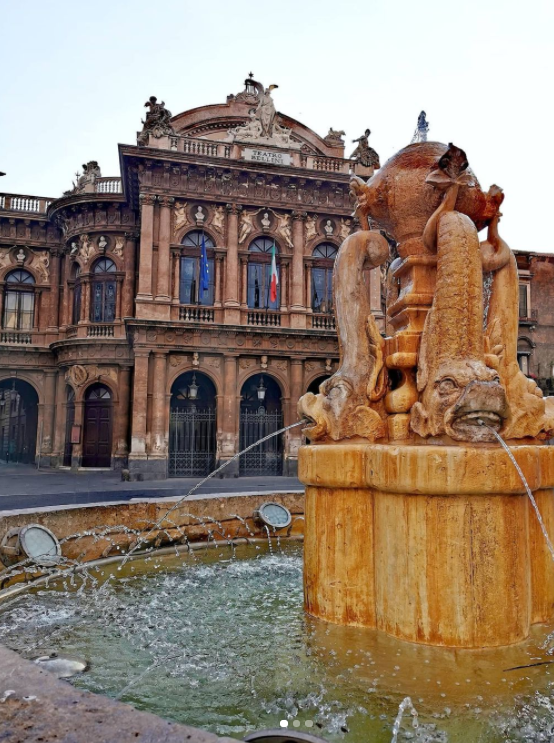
239, 374, 283, 476
0, 379, 38, 464
307, 375, 330, 395
169, 371, 216, 477
82, 384, 113, 468
63, 387, 75, 467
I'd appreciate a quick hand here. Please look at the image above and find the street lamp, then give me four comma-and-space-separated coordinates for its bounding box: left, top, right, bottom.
257, 376, 267, 402
188, 374, 199, 400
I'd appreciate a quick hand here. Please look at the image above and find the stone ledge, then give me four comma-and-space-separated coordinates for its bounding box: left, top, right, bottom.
0, 644, 236, 743
299, 442, 554, 494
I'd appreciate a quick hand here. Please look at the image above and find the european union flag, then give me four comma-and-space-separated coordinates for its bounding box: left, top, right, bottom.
199, 234, 209, 297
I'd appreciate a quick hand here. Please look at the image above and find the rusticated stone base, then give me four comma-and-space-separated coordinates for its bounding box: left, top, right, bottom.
299, 442, 554, 648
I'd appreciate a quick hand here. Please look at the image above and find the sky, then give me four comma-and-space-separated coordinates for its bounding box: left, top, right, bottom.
1, 0, 553, 252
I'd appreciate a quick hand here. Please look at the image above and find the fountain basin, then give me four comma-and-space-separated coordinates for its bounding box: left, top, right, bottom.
300, 442, 554, 647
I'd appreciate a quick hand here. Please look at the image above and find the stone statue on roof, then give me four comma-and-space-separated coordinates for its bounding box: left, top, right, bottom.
137, 96, 175, 146
350, 129, 380, 169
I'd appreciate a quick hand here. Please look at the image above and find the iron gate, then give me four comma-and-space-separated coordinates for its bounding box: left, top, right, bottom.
239, 408, 283, 476
169, 407, 216, 477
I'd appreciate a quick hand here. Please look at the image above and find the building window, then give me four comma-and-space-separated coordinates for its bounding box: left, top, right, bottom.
72, 265, 82, 324
2, 270, 35, 330
180, 230, 215, 306
247, 237, 280, 310
519, 284, 529, 319
91, 258, 117, 322
311, 243, 337, 313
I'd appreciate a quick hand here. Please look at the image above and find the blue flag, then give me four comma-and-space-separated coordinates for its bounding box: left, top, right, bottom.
199, 234, 209, 296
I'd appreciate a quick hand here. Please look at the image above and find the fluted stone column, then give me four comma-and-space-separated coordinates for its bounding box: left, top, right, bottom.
218, 355, 239, 476
136, 194, 155, 307
290, 211, 307, 328
129, 351, 149, 479
155, 196, 174, 312
224, 204, 241, 324
122, 231, 138, 318
47, 250, 60, 332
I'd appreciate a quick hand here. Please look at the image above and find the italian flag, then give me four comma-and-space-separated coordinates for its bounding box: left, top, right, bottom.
269, 242, 279, 303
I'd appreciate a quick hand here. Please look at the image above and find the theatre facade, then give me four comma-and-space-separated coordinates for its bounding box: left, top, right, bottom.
0, 77, 385, 479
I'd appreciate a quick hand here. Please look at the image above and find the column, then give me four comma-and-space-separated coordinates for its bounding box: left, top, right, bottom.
155, 196, 173, 306
280, 263, 288, 312
290, 211, 307, 328
285, 359, 303, 475
240, 256, 248, 308
224, 204, 240, 323
53, 371, 67, 462
151, 352, 168, 458
136, 193, 155, 302
40, 371, 57, 463
61, 255, 72, 328
171, 250, 180, 304
214, 255, 223, 307
115, 277, 123, 321
115, 365, 132, 462
122, 231, 138, 317
80, 278, 90, 323
47, 250, 60, 331
218, 355, 239, 476
130, 351, 149, 464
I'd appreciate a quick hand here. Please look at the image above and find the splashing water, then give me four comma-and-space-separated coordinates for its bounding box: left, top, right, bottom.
391, 697, 419, 742
119, 419, 307, 567
482, 423, 554, 563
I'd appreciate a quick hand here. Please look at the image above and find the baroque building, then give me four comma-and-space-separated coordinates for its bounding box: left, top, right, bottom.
0, 77, 384, 478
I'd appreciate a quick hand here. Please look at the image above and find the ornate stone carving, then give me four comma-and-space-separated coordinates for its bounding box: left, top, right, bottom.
324, 128, 345, 146
195, 206, 206, 226
31, 251, 49, 282
299, 230, 390, 441
324, 219, 334, 237
65, 161, 101, 195
98, 235, 108, 254
192, 352, 199, 367
276, 212, 293, 248
260, 355, 268, 370
205, 357, 221, 369
15, 247, 26, 266
113, 236, 124, 259
238, 209, 257, 244
338, 218, 352, 242
211, 206, 225, 234
66, 365, 88, 387
174, 201, 189, 238
350, 130, 380, 169
0, 248, 11, 272
305, 215, 318, 243
78, 234, 94, 265
137, 96, 175, 146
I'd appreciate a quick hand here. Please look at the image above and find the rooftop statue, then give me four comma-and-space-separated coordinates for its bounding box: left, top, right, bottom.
137, 96, 175, 146
299, 141, 554, 443
226, 78, 301, 150
64, 161, 101, 195
350, 129, 380, 169
411, 110, 430, 143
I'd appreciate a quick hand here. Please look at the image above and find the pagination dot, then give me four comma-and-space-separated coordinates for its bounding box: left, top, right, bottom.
279, 720, 289, 728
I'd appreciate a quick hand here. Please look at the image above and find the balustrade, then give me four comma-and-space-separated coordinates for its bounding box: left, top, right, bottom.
247, 310, 281, 327
0, 331, 32, 344
179, 305, 215, 323
310, 313, 336, 330
87, 324, 115, 337
0, 194, 52, 213
96, 178, 122, 193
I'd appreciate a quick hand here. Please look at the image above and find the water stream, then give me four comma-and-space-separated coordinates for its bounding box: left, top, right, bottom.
482, 423, 554, 563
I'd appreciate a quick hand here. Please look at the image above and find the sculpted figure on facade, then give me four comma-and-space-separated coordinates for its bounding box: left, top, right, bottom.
67, 161, 101, 194
31, 251, 50, 283
137, 96, 175, 146
0, 249, 10, 272
78, 234, 94, 265
338, 218, 351, 242
211, 205, 225, 234
113, 236, 124, 259
324, 128, 345, 146
276, 212, 293, 248
238, 209, 256, 244
324, 219, 334, 237
173, 201, 189, 238
305, 215, 318, 243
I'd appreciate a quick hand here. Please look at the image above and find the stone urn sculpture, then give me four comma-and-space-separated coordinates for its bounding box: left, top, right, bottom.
298, 141, 554, 648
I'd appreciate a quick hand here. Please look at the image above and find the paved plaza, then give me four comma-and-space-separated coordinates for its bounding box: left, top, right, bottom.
0, 463, 302, 512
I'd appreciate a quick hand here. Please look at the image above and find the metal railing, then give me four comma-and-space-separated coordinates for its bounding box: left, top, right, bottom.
179, 305, 215, 323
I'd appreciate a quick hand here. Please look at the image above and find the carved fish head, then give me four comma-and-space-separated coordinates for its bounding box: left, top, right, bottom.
411, 360, 509, 443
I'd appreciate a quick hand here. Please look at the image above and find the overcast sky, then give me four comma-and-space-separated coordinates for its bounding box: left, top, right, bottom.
1, 0, 552, 252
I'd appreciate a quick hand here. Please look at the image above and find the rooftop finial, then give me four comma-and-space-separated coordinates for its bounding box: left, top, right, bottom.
411, 111, 430, 143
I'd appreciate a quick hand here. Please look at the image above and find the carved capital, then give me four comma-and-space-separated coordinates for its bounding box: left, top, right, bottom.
159, 196, 175, 208
139, 193, 156, 207
292, 210, 307, 222
124, 229, 141, 240
226, 203, 242, 215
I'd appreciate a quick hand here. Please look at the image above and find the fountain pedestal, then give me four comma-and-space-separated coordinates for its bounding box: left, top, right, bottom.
300, 442, 554, 648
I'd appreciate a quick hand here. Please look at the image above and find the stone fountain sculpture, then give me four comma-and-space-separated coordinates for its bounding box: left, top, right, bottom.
298, 141, 554, 648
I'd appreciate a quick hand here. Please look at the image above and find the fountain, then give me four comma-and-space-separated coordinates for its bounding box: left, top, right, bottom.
4, 142, 554, 742
299, 141, 554, 648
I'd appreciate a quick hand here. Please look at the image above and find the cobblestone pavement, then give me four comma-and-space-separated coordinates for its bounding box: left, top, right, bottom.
0, 463, 302, 512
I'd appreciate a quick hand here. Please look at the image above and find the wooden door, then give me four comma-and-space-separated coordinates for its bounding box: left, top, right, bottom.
82, 385, 112, 468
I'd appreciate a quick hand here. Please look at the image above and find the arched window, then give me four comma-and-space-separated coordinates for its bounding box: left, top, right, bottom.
72, 264, 81, 325
247, 237, 280, 310
3, 270, 35, 330
311, 243, 337, 314
91, 258, 116, 322
180, 230, 215, 306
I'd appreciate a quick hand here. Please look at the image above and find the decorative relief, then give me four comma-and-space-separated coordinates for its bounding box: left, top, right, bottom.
192, 352, 199, 367
113, 236, 124, 259
137, 97, 175, 146
78, 234, 95, 265
173, 201, 189, 238
305, 215, 318, 243
211, 206, 225, 234
239, 209, 257, 244
260, 355, 268, 369
30, 251, 50, 282
205, 357, 221, 369
169, 355, 185, 367
272, 359, 287, 371
66, 365, 88, 387
339, 218, 352, 241
239, 358, 253, 369
276, 213, 293, 248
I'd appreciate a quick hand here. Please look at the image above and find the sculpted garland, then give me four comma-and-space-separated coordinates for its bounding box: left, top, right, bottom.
299, 141, 554, 443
